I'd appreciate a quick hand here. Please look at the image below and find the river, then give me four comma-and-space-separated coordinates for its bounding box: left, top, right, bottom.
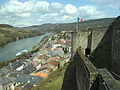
0, 33, 50, 62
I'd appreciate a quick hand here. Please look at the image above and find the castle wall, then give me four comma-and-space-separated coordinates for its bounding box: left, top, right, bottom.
111, 16, 120, 75
74, 49, 120, 90
74, 49, 98, 90
77, 27, 108, 54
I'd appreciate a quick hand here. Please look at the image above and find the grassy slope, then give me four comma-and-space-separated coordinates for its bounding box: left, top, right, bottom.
32, 62, 78, 90
32, 64, 67, 90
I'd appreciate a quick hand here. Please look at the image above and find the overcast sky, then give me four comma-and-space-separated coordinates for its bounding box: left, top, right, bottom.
0, 0, 120, 27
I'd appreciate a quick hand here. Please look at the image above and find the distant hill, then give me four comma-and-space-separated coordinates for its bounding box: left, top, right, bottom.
0, 25, 44, 46
0, 24, 13, 28
0, 18, 115, 46
24, 18, 115, 32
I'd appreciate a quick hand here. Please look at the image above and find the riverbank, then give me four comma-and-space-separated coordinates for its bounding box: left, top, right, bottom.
0, 31, 72, 90
0, 33, 52, 68
0, 31, 45, 47
0, 24, 45, 47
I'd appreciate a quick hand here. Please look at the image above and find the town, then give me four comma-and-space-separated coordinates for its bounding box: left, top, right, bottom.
0, 31, 72, 90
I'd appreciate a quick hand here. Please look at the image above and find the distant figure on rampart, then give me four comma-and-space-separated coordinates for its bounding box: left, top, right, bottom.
85, 48, 90, 57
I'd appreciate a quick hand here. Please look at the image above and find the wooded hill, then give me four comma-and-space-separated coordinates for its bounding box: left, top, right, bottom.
24, 18, 115, 32
0, 24, 44, 46
0, 18, 115, 46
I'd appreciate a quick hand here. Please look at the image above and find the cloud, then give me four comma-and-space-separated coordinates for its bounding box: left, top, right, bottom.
38, 13, 58, 23
16, 13, 31, 18
91, 0, 120, 9
35, 1, 50, 13
61, 4, 77, 15
78, 5, 105, 19
2, 0, 34, 13
51, 2, 63, 10
0, 0, 107, 27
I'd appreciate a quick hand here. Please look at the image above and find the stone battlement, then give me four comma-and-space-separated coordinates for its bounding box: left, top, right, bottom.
74, 49, 120, 90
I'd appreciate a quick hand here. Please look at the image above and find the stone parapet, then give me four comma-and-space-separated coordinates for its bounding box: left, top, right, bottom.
75, 49, 120, 90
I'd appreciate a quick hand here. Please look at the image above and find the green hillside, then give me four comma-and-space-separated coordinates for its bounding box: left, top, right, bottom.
25, 18, 115, 32
0, 18, 115, 46
0, 24, 44, 46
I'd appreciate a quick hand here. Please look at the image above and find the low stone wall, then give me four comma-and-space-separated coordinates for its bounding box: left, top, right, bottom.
98, 69, 120, 90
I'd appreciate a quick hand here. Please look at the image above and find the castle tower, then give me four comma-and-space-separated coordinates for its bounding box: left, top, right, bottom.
85, 30, 93, 57
71, 31, 78, 61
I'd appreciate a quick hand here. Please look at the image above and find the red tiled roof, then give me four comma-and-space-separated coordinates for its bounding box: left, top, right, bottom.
48, 57, 60, 60
46, 47, 51, 51
60, 39, 66, 43
32, 62, 39, 66
54, 48, 62, 50
60, 58, 65, 60
32, 72, 48, 78
46, 67, 53, 71
65, 40, 72, 44
48, 61, 59, 66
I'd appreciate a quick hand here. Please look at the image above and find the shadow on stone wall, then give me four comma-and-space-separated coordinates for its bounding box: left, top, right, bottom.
61, 62, 78, 90
74, 50, 98, 90
73, 49, 120, 90
89, 24, 113, 69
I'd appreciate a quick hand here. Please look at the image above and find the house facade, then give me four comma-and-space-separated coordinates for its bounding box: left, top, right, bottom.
0, 77, 15, 90
48, 61, 59, 71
